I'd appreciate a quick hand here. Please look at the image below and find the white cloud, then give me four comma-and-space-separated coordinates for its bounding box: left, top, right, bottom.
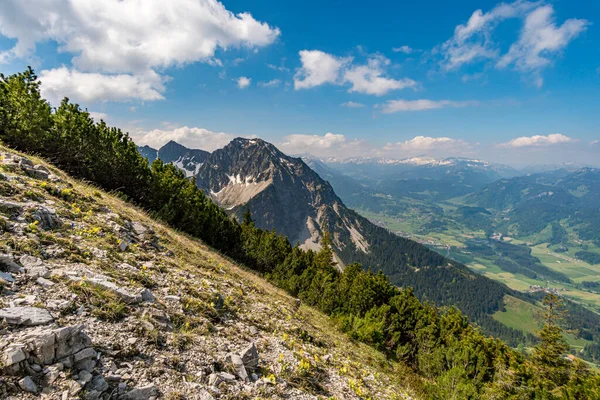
132, 126, 242, 151
496, 5, 588, 86
0, 0, 279, 102
267, 61, 289, 72
343, 55, 417, 95
392, 45, 415, 54
88, 112, 108, 121
258, 79, 281, 87
592, 140, 599, 145
0, 0, 280, 71
341, 101, 365, 108
382, 136, 475, 158
294, 50, 352, 89
439, 1, 539, 70
438, 1, 586, 85
237, 76, 251, 89
294, 51, 415, 95
498, 133, 574, 148
384, 136, 464, 151
278, 133, 475, 160
39, 67, 165, 104
278, 133, 367, 158
379, 99, 478, 113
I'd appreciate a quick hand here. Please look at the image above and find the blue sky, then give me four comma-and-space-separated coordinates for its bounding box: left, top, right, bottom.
0, 0, 598, 166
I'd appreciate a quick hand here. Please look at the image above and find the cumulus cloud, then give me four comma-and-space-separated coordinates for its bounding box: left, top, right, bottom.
132, 126, 243, 151
237, 76, 252, 89
343, 55, 417, 95
258, 79, 281, 87
294, 51, 415, 95
438, 1, 586, 85
498, 133, 574, 148
278, 133, 367, 158
294, 50, 352, 89
39, 68, 165, 104
496, 5, 588, 86
392, 45, 415, 54
378, 99, 478, 113
0, 0, 279, 102
341, 101, 365, 108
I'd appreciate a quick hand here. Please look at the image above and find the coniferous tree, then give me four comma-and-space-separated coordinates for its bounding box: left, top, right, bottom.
531, 293, 571, 393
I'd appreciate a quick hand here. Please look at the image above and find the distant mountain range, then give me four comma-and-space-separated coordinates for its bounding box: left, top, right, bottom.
139, 141, 209, 177
312, 156, 521, 182
138, 138, 546, 345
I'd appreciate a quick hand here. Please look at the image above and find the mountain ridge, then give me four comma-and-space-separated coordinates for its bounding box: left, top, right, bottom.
139, 138, 537, 345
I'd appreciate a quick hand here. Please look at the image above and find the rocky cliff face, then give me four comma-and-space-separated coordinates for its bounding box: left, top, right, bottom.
194, 138, 371, 261
0, 147, 415, 399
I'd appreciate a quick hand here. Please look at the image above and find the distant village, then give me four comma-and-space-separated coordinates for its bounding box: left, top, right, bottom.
528, 283, 566, 295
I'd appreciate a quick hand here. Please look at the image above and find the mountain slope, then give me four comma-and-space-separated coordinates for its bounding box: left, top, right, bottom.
187, 139, 532, 344
0, 145, 417, 399
195, 138, 371, 259
468, 168, 600, 243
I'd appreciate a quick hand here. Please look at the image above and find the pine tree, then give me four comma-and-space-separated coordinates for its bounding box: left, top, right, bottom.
315, 230, 336, 269
242, 207, 254, 227
531, 293, 570, 392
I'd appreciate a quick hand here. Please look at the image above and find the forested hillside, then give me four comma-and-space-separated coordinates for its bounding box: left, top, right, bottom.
2, 68, 600, 398
314, 141, 600, 364
146, 136, 534, 346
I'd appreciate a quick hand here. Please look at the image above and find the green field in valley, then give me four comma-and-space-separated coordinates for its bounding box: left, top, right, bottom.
356, 206, 600, 352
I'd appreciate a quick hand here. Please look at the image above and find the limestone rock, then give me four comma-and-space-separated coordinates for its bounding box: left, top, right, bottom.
118, 239, 129, 252
140, 288, 156, 303
87, 374, 108, 393
32, 206, 61, 230
0, 199, 23, 213
0, 271, 15, 283
240, 343, 259, 370
20, 255, 50, 278
120, 384, 157, 400
130, 221, 147, 236
0, 307, 53, 326
198, 389, 215, 400
0, 254, 24, 274
3, 346, 26, 366
36, 277, 55, 288
18, 376, 38, 393
225, 353, 248, 381
85, 278, 142, 304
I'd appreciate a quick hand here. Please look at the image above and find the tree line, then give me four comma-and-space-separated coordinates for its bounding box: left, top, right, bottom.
1, 68, 599, 398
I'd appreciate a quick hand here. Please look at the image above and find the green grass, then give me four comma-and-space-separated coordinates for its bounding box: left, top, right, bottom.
493, 295, 542, 334
355, 200, 600, 351
492, 295, 592, 350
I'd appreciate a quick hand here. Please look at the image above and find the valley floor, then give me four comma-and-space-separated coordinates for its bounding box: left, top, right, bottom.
358, 208, 600, 356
